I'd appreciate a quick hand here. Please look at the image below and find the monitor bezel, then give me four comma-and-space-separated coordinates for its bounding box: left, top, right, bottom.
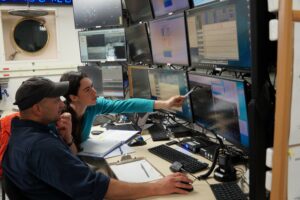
188, 71, 250, 152
78, 28, 127, 63
186, 0, 252, 72
149, 12, 191, 66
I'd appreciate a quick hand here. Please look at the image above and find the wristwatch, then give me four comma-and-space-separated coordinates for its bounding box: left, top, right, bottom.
67, 138, 74, 147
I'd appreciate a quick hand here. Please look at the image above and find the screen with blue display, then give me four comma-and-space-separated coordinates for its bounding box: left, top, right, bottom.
148, 69, 193, 121
186, 0, 251, 71
151, 0, 190, 18
188, 72, 249, 151
0, 0, 72, 4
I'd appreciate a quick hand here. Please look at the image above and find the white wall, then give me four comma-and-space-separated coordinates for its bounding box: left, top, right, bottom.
0, 5, 81, 111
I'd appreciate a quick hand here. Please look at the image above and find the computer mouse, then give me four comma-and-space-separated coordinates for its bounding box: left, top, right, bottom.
91, 130, 104, 135
178, 181, 194, 192
128, 137, 147, 147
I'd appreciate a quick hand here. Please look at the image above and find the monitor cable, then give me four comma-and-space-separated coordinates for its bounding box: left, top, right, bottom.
197, 132, 224, 180
197, 143, 221, 180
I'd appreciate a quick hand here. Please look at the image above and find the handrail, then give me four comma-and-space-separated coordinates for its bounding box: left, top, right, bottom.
271, 1, 294, 200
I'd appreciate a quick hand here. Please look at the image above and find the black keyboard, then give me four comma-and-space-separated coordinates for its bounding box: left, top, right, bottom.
148, 144, 208, 173
148, 124, 169, 141
210, 182, 247, 200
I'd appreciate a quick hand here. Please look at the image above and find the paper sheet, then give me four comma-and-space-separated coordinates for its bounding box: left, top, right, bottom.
110, 159, 163, 183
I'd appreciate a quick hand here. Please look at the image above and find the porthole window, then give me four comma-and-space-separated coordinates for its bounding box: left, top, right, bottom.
13, 19, 48, 53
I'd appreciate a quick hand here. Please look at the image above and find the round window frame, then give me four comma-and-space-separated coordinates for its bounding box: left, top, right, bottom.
11, 18, 50, 55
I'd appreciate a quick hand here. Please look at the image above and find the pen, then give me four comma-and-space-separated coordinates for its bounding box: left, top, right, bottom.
119, 146, 123, 155
184, 87, 196, 98
140, 163, 149, 178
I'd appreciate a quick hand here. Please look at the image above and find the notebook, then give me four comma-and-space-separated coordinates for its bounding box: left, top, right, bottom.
110, 158, 163, 183
78, 130, 139, 158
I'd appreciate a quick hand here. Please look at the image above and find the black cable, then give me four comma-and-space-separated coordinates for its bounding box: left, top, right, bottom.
204, 179, 210, 186
198, 146, 220, 180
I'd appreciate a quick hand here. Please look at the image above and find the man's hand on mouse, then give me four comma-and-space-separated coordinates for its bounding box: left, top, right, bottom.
152, 172, 193, 195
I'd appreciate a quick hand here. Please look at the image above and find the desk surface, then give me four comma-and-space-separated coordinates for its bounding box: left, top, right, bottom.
102, 129, 247, 200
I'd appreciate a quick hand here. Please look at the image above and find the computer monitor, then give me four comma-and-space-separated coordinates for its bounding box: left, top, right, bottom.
128, 65, 151, 99
151, 0, 190, 18
193, 0, 217, 7
101, 65, 125, 98
78, 65, 125, 98
78, 65, 103, 96
73, 0, 123, 29
188, 72, 249, 151
148, 69, 193, 121
78, 28, 127, 62
186, 0, 251, 71
149, 13, 189, 66
125, 23, 153, 64
125, 0, 153, 23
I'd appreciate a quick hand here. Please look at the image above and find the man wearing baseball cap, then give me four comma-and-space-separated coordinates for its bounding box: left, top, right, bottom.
2, 77, 192, 199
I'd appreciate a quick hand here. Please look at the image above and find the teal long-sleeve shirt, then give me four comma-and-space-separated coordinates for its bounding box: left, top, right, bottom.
81, 97, 155, 142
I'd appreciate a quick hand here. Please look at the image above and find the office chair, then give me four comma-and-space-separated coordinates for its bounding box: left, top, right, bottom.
2, 174, 30, 200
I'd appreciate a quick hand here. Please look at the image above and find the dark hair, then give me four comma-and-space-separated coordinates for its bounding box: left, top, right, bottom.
60, 71, 88, 103
60, 71, 88, 151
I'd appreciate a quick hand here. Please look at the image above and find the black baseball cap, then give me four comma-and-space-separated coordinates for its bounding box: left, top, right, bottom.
14, 77, 69, 111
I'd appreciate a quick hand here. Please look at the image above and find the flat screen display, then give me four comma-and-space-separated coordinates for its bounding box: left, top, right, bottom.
128, 65, 151, 99
78, 28, 126, 62
148, 69, 193, 121
149, 13, 189, 65
186, 0, 251, 70
73, 0, 123, 29
125, 23, 152, 64
102, 65, 124, 98
78, 65, 124, 98
188, 72, 249, 150
125, 0, 153, 23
